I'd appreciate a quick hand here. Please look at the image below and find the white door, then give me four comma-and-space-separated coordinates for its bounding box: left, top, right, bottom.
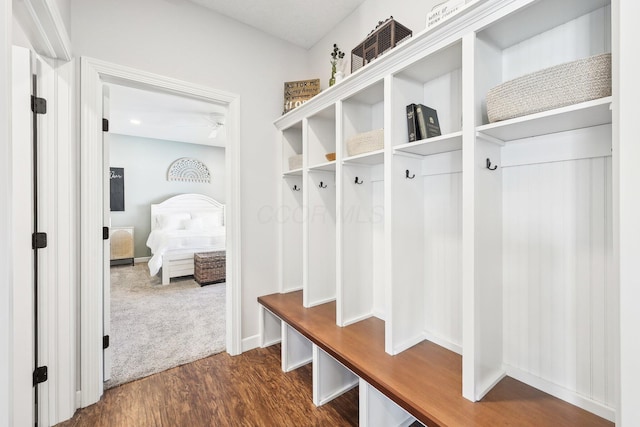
11, 46, 53, 427
103, 85, 112, 382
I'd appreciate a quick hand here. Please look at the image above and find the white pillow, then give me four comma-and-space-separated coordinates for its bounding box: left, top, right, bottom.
191, 212, 223, 228
157, 213, 190, 230
182, 217, 204, 231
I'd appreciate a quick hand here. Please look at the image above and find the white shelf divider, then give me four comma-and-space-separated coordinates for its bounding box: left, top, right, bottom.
281, 322, 312, 372
343, 149, 385, 165
260, 306, 282, 348
312, 345, 358, 407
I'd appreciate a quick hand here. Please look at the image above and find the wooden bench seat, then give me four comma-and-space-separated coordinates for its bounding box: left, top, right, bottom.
258, 291, 613, 427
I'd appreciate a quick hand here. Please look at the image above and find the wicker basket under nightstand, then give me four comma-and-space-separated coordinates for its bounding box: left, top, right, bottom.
194, 251, 226, 286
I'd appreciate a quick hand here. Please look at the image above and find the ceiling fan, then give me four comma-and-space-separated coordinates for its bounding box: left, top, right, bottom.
175, 112, 226, 138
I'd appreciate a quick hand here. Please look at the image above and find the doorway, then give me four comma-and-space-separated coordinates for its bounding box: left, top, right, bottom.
79, 57, 241, 407
105, 82, 229, 387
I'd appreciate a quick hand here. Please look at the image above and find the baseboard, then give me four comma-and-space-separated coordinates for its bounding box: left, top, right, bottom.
505, 365, 616, 422
242, 334, 261, 353
75, 390, 82, 409
422, 331, 462, 356
390, 333, 424, 355
134, 256, 150, 263
476, 369, 506, 401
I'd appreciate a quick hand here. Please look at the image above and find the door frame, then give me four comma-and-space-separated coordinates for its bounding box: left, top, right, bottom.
79, 56, 242, 406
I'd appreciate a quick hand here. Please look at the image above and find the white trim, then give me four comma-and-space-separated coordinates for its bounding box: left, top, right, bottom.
12, 0, 72, 61
505, 365, 615, 422
80, 57, 242, 406
0, 2, 12, 425
241, 334, 261, 353
133, 256, 151, 263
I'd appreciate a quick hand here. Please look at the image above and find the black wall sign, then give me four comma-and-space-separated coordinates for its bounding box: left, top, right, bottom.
110, 167, 125, 211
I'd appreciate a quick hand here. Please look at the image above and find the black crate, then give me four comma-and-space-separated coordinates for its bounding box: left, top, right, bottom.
351, 17, 412, 73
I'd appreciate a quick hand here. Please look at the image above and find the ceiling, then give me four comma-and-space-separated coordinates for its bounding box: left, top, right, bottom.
108, 0, 366, 144
108, 84, 227, 148
187, 0, 367, 49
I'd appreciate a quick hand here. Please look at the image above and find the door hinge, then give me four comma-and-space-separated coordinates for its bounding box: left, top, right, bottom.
103, 226, 109, 240
33, 366, 48, 386
32, 232, 47, 249
31, 96, 47, 115
102, 118, 109, 132
103, 335, 110, 349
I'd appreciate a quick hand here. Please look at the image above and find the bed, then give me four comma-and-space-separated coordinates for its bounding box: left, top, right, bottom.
146, 194, 225, 285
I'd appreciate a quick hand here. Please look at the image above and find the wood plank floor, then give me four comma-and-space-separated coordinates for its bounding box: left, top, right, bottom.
56, 345, 359, 427
259, 291, 614, 427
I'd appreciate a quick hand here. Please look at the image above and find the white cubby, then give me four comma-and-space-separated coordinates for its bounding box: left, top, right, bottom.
338, 162, 385, 326
282, 121, 303, 174
342, 81, 385, 161
305, 171, 337, 307
260, 306, 282, 348
312, 345, 358, 407
387, 150, 462, 356
281, 322, 312, 372
281, 175, 303, 293
392, 41, 462, 146
359, 379, 420, 427
273, 0, 617, 421
307, 105, 337, 169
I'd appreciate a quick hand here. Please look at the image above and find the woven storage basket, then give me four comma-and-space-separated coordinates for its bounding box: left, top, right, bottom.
346, 129, 384, 156
194, 251, 226, 286
288, 154, 303, 170
486, 53, 611, 123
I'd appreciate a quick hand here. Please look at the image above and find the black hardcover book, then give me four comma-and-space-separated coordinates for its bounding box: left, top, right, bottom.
415, 104, 441, 139
406, 103, 419, 142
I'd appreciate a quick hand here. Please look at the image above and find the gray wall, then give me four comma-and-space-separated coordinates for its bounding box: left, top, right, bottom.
109, 133, 225, 258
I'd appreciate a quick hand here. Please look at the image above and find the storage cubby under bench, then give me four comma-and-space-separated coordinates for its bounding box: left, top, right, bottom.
258, 291, 612, 427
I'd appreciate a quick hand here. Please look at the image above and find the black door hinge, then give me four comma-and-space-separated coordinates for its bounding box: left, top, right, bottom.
33, 366, 48, 386
32, 232, 47, 249
103, 335, 110, 349
102, 118, 109, 132
31, 96, 47, 114
103, 227, 109, 240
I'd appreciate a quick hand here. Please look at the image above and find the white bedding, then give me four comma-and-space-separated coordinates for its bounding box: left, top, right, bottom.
146, 226, 226, 276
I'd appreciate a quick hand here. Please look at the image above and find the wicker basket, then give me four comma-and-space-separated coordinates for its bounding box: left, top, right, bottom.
346, 129, 384, 156
288, 154, 303, 170
486, 53, 611, 123
194, 251, 226, 286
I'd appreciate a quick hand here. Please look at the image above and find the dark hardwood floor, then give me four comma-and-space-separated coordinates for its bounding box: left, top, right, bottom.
57, 345, 359, 427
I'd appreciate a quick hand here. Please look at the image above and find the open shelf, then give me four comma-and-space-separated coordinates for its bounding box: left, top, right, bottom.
476, 97, 612, 143
283, 168, 303, 177
342, 149, 384, 165
308, 160, 336, 172
394, 131, 463, 156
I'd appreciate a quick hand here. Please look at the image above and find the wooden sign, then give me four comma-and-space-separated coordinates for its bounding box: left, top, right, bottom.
283, 79, 320, 114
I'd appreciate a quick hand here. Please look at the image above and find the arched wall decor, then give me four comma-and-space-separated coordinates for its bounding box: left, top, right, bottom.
167, 157, 211, 183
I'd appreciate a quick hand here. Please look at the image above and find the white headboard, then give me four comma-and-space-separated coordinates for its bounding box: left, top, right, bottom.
150, 194, 225, 231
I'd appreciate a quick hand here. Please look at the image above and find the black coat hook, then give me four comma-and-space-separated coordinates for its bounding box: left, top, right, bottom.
354, 177, 363, 184
319, 181, 327, 188
486, 158, 498, 171
292, 184, 301, 191
405, 169, 415, 179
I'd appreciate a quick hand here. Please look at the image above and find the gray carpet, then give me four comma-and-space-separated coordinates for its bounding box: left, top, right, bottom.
105, 262, 226, 389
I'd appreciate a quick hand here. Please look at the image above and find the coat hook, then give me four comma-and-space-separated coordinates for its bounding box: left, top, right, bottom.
354, 177, 363, 184
319, 181, 327, 189
405, 169, 415, 179
292, 184, 301, 191
486, 158, 498, 171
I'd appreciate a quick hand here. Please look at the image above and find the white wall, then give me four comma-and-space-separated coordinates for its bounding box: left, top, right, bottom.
54, 0, 71, 38
71, 0, 309, 344
0, 2, 12, 426
307, 0, 442, 90
109, 134, 226, 258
